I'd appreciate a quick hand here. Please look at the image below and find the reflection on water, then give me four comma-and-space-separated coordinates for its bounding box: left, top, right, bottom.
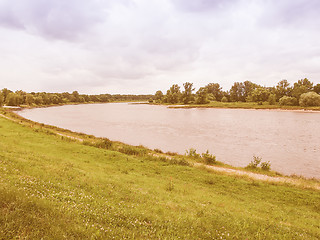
18, 103, 320, 178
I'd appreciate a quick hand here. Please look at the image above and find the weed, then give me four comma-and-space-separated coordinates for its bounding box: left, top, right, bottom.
166, 179, 174, 191
246, 156, 271, 171
186, 148, 200, 158
201, 150, 216, 165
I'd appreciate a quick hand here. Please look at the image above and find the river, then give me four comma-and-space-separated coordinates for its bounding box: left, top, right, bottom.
18, 103, 320, 178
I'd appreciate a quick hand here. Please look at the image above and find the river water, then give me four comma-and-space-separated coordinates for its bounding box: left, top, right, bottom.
18, 103, 320, 178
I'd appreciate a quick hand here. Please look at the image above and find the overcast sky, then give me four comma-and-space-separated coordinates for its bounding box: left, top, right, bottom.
0, 0, 319, 94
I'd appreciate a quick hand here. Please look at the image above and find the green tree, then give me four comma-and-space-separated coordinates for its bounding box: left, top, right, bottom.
268, 94, 276, 105
1, 88, 11, 103
0, 92, 3, 106
181, 82, 195, 104
299, 92, 320, 107
6, 92, 18, 106
196, 87, 209, 104
243, 81, 258, 101
248, 87, 270, 103
205, 83, 223, 101
34, 96, 43, 105
230, 82, 245, 102
314, 84, 320, 94
166, 84, 181, 104
292, 78, 313, 100
26, 94, 34, 105
275, 80, 292, 100
154, 90, 164, 102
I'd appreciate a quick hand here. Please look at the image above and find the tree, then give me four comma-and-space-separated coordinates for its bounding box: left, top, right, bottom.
230, 82, 245, 102
154, 90, 164, 102
299, 92, 320, 107
1, 88, 11, 103
292, 78, 313, 100
6, 92, 18, 106
205, 83, 223, 101
0, 92, 3, 106
313, 83, 320, 94
26, 94, 34, 105
275, 80, 291, 100
268, 94, 276, 105
243, 81, 258, 101
166, 84, 181, 104
181, 82, 195, 104
196, 87, 209, 104
248, 87, 270, 103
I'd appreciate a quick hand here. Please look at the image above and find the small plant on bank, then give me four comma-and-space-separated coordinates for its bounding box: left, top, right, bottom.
261, 161, 271, 171
201, 150, 216, 165
186, 148, 200, 158
246, 156, 271, 171
247, 156, 262, 168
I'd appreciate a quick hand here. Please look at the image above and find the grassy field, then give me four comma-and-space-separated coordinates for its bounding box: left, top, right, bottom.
159, 101, 320, 111
0, 113, 320, 239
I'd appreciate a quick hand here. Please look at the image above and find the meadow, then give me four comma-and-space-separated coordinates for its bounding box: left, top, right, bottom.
166, 101, 320, 111
0, 111, 319, 239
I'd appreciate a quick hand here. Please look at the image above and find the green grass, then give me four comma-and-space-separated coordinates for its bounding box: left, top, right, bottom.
0, 115, 320, 239
164, 101, 320, 111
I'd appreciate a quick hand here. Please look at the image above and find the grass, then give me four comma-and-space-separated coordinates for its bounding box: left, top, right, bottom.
0, 112, 320, 239
163, 101, 320, 111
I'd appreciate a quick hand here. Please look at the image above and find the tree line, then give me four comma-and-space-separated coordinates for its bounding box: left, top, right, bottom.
0, 89, 153, 107
153, 79, 320, 107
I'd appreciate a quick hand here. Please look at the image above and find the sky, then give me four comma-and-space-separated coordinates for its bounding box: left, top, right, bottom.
0, 0, 320, 94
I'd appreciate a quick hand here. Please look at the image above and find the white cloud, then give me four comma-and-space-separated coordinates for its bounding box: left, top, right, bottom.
0, 0, 319, 94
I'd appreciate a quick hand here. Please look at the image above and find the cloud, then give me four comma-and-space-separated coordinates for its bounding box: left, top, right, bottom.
0, 0, 319, 94
172, 0, 238, 12
0, 0, 113, 41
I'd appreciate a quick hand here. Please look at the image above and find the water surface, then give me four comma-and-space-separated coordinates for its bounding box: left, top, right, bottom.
18, 103, 320, 178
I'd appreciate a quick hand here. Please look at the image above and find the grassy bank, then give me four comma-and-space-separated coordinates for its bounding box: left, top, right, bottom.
156, 101, 320, 111
0, 111, 320, 239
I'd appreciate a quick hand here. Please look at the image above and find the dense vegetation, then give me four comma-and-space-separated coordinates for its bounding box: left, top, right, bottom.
153, 78, 320, 107
0, 88, 152, 107
0, 112, 319, 239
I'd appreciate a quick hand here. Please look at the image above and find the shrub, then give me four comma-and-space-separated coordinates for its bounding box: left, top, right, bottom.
299, 92, 320, 107
186, 148, 200, 158
119, 145, 147, 156
154, 148, 163, 154
247, 156, 262, 169
268, 94, 276, 105
246, 156, 271, 171
279, 96, 298, 106
201, 150, 216, 165
221, 96, 228, 102
95, 138, 112, 149
261, 161, 271, 171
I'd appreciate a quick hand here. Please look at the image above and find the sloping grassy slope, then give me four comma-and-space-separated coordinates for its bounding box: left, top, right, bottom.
0, 117, 319, 239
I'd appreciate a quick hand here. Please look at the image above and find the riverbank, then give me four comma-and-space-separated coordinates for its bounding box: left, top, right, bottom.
152, 101, 320, 111
0, 107, 320, 239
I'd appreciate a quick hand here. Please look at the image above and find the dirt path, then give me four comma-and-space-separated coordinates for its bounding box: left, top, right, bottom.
193, 163, 320, 190
1, 113, 319, 190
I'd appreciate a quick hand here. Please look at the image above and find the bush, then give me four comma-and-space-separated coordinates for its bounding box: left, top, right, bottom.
268, 94, 276, 105
186, 148, 200, 158
119, 145, 147, 156
261, 161, 271, 171
279, 96, 298, 106
247, 156, 262, 169
201, 150, 216, 165
299, 92, 320, 107
221, 96, 228, 102
246, 156, 271, 171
